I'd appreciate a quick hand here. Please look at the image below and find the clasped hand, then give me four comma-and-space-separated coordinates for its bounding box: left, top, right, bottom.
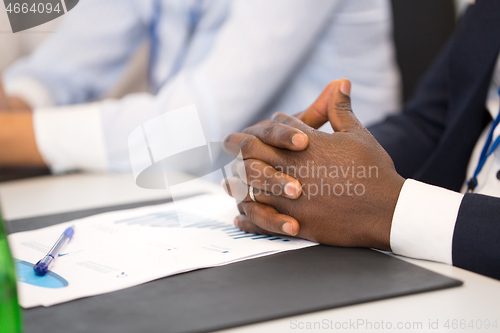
222, 79, 405, 251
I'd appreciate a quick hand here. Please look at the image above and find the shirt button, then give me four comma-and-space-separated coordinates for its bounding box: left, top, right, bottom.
497, 170, 500, 180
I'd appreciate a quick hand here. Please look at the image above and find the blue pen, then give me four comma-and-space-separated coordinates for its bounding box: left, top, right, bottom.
33, 226, 75, 276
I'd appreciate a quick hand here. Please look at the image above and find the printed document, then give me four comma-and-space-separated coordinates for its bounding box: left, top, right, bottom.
8, 194, 316, 308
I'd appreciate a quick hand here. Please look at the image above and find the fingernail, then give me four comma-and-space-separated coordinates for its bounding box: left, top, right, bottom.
282, 222, 294, 235
340, 80, 351, 96
234, 217, 239, 227
284, 182, 299, 197
292, 133, 306, 148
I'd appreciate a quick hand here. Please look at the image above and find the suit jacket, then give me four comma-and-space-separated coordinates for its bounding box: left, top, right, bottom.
369, 0, 500, 280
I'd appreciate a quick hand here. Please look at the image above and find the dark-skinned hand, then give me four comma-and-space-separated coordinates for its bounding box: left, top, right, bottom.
222, 79, 405, 251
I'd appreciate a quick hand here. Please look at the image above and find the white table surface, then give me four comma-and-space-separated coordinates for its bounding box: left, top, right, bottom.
1, 173, 499, 333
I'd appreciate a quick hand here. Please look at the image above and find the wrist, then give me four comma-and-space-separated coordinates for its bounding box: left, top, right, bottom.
0, 112, 45, 166
369, 175, 405, 251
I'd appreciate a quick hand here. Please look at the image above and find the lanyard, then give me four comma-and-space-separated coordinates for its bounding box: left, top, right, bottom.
467, 88, 500, 192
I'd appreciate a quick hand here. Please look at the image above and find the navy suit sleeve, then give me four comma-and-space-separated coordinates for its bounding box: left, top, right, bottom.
367, 2, 499, 280
452, 194, 500, 279
368, 36, 455, 178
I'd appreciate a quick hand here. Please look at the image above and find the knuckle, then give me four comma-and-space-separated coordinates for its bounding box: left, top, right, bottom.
239, 136, 256, 155
241, 126, 252, 135
262, 124, 293, 147
223, 133, 235, 143
261, 215, 277, 233
335, 100, 352, 113
238, 221, 251, 233
246, 224, 259, 235
261, 123, 274, 142
243, 202, 257, 220
222, 141, 240, 158
278, 154, 297, 176
276, 126, 292, 143
237, 218, 248, 231
237, 203, 244, 214
245, 221, 256, 233
243, 161, 253, 181
271, 111, 287, 122
280, 117, 294, 126
244, 120, 270, 135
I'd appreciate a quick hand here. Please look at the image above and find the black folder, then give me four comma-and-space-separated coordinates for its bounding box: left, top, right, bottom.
6, 198, 462, 333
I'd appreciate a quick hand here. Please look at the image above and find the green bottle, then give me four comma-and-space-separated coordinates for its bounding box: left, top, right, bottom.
0, 212, 22, 333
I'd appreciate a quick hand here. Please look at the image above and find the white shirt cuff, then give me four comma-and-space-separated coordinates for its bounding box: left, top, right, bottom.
33, 103, 108, 173
390, 179, 464, 265
3, 77, 54, 108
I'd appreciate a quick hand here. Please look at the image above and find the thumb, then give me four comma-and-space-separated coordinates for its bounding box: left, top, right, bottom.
295, 80, 338, 129
327, 79, 363, 133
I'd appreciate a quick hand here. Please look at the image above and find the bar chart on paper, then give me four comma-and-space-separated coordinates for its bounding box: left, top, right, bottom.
8, 194, 316, 308
114, 210, 291, 242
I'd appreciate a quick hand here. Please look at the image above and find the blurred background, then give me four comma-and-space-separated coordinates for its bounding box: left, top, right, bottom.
0, 6, 149, 98
0, 0, 469, 100
0, 0, 469, 182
